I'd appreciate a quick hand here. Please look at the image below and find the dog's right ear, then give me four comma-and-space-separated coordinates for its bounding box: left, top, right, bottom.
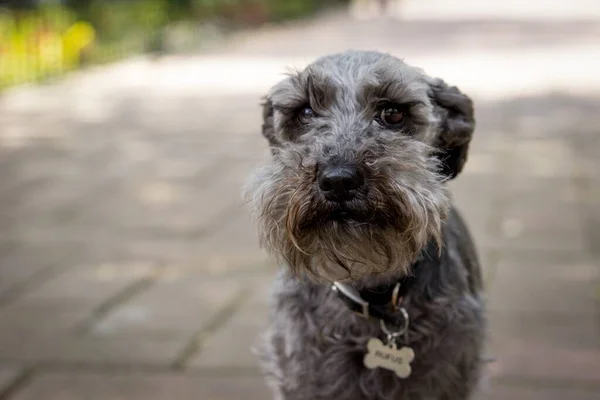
261, 96, 280, 150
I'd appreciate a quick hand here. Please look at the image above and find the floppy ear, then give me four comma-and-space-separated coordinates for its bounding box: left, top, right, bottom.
428, 79, 475, 180
261, 96, 280, 151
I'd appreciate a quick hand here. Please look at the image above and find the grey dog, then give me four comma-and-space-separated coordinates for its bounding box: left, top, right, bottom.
245, 50, 486, 400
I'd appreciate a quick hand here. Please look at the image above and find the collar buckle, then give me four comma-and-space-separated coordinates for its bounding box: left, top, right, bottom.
331, 281, 404, 321
331, 282, 370, 319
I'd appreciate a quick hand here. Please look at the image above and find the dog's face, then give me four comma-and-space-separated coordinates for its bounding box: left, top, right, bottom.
246, 51, 475, 282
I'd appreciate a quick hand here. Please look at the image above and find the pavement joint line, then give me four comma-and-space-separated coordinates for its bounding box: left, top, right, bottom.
0, 262, 77, 308
170, 285, 253, 370
74, 264, 167, 336
0, 366, 37, 400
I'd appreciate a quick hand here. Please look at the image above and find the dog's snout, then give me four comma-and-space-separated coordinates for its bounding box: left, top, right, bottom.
318, 164, 364, 201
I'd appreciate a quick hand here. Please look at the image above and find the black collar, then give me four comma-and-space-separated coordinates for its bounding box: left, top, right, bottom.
331, 273, 418, 328
331, 240, 437, 328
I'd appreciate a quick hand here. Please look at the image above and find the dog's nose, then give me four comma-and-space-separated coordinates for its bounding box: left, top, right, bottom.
318, 165, 364, 201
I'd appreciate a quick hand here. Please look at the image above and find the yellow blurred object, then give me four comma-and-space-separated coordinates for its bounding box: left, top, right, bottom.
0, 7, 97, 89
39, 30, 64, 73
62, 21, 96, 68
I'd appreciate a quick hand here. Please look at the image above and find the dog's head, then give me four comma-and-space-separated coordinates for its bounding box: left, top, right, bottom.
246, 51, 475, 282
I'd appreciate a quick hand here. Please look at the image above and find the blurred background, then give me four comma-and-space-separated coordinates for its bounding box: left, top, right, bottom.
0, 0, 599, 399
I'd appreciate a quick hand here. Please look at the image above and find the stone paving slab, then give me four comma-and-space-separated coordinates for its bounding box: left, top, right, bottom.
0, 367, 22, 395
488, 315, 600, 384
490, 308, 600, 350
0, 242, 80, 300
88, 275, 245, 339
487, 250, 600, 385
7, 368, 600, 400
500, 177, 583, 207
488, 254, 598, 314
475, 382, 600, 400
182, 212, 272, 275
490, 336, 600, 384
9, 263, 157, 314
0, 306, 146, 364
189, 278, 272, 369
0, 304, 89, 340
0, 275, 274, 367
447, 176, 499, 251
8, 371, 271, 400
494, 203, 587, 253
0, 337, 186, 366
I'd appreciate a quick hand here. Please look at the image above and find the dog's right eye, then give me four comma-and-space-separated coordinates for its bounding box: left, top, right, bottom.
298, 107, 316, 124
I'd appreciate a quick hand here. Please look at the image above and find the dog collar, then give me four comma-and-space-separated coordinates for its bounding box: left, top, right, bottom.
331, 272, 418, 328
329, 238, 441, 328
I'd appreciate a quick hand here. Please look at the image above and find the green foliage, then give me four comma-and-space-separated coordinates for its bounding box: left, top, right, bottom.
266, 0, 318, 21
84, 0, 168, 42
0, 5, 80, 90
0, 0, 349, 90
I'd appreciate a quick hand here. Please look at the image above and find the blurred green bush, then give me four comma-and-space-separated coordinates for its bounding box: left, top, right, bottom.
0, 0, 349, 90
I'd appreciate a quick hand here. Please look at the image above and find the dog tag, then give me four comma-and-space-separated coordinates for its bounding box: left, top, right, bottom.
363, 337, 415, 378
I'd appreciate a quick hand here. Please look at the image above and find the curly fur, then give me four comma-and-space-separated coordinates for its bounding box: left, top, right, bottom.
244, 50, 485, 400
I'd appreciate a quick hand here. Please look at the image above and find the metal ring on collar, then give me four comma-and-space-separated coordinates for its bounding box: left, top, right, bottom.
380, 307, 409, 339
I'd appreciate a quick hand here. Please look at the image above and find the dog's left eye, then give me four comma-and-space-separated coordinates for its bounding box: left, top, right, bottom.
379, 106, 404, 125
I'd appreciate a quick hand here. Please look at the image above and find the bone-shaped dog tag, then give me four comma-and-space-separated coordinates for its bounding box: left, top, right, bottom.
363, 337, 415, 378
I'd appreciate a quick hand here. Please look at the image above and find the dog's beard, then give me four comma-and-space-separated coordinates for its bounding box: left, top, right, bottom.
245, 141, 450, 282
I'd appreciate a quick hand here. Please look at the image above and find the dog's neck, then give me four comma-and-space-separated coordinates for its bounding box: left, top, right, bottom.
329, 239, 441, 328
350, 238, 439, 293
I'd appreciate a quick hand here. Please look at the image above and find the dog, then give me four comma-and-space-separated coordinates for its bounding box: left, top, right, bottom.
245, 50, 486, 400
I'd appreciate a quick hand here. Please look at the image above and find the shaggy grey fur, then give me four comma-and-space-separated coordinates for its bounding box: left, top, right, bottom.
245, 50, 486, 400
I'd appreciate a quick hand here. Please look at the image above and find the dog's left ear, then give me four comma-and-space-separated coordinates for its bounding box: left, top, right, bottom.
428, 78, 475, 180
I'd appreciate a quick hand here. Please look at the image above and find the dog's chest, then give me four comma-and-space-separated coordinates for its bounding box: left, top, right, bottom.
267, 276, 485, 399
274, 283, 425, 395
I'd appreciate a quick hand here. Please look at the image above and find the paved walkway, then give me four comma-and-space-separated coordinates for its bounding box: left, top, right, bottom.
1, 1, 599, 398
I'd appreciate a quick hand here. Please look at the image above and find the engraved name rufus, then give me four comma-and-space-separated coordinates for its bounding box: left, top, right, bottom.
374, 349, 407, 364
